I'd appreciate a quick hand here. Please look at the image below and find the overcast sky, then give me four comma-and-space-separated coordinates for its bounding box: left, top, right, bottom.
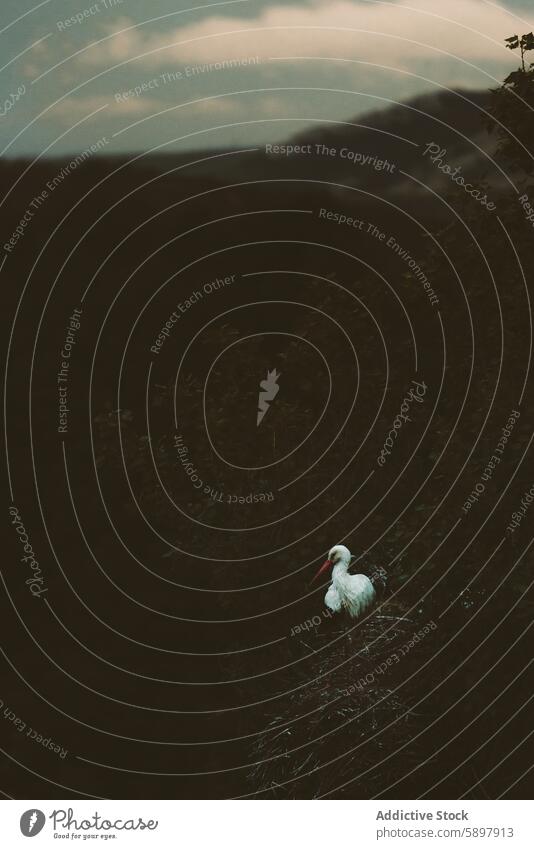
0, 0, 532, 157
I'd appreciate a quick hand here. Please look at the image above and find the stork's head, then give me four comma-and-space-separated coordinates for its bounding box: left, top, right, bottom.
311, 544, 351, 584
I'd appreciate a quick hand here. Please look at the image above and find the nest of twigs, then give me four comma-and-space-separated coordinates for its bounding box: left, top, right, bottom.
247, 603, 432, 798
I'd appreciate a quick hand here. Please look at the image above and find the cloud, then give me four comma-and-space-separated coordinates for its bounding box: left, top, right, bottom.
44, 94, 155, 122
74, 0, 519, 80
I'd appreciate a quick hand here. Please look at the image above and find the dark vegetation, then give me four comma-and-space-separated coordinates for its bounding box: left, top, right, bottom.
1, 68, 533, 798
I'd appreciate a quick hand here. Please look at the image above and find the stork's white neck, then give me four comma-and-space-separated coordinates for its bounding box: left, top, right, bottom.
332, 558, 351, 580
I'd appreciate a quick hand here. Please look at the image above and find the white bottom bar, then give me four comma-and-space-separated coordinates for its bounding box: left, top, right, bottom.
1, 800, 532, 848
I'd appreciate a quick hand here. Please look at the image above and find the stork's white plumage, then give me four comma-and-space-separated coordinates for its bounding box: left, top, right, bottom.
312, 544, 376, 619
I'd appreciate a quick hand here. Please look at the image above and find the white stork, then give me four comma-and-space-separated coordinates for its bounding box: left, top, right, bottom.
311, 544, 380, 619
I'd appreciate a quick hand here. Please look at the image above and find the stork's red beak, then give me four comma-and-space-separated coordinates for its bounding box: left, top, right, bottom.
311, 558, 333, 585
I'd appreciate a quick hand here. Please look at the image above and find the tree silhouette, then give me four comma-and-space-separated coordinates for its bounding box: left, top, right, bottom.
505, 31, 534, 71
488, 34, 534, 173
